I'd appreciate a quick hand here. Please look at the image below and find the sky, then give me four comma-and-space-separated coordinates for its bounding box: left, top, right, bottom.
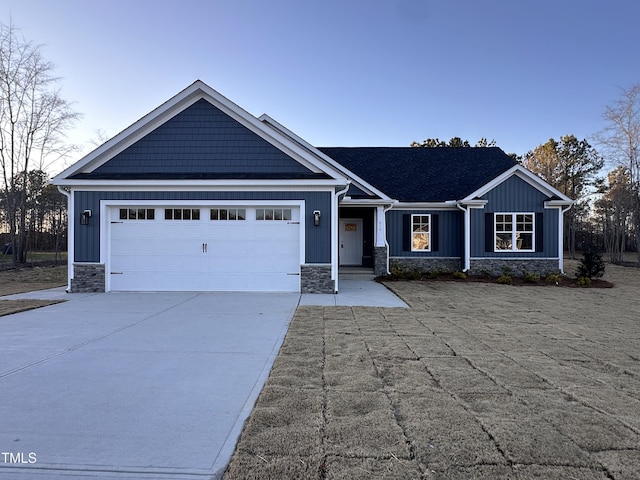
2, 0, 639, 174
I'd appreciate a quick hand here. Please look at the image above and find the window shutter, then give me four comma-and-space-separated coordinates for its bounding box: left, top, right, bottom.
402, 214, 411, 251
535, 212, 544, 252
431, 214, 439, 252
485, 213, 494, 252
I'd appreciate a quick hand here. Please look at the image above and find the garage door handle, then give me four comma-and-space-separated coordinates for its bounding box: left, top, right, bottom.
287, 273, 300, 275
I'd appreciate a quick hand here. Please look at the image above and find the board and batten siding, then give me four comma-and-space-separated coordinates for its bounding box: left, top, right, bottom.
73, 190, 332, 263
88, 99, 314, 177
470, 175, 559, 257
387, 209, 463, 257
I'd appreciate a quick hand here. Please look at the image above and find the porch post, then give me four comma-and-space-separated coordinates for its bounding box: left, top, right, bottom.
373, 206, 389, 276
375, 206, 386, 247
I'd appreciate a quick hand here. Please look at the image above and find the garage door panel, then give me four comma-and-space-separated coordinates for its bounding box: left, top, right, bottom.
108, 206, 301, 292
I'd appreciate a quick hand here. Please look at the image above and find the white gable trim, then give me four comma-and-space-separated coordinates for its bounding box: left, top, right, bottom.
53, 81, 348, 183
260, 114, 393, 202
461, 164, 573, 204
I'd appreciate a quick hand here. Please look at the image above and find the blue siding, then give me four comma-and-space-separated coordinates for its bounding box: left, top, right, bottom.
470, 176, 559, 257
387, 210, 462, 257
90, 99, 313, 176
73, 191, 331, 263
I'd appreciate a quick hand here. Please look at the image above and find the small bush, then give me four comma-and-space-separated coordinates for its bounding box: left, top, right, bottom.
501, 265, 514, 277
497, 275, 512, 285
452, 270, 467, 280
426, 269, 440, 279
575, 246, 605, 279
522, 270, 540, 284
545, 273, 562, 285
478, 268, 493, 278
576, 276, 592, 287
390, 265, 421, 280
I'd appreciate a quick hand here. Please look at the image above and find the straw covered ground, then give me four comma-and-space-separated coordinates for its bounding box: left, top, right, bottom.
225, 261, 639, 479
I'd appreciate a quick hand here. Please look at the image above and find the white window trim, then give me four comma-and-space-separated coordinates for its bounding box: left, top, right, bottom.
494, 212, 535, 252
410, 214, 431, 252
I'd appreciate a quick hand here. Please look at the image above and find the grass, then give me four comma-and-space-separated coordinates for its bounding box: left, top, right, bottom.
0, 251, 67, 264
0, 263, 67, 316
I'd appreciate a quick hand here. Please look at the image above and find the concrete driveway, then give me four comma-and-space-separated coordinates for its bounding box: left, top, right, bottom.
0, 291, 299, 479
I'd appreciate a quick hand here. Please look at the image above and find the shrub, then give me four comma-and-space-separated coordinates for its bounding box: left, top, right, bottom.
522, 270, 540, 284
452, 270, 467, 280
497, 274, 512, 285
576, 276, 592, 287
545, 273, 562, 285
575, 246, 605, 279
501, 265, 514, 277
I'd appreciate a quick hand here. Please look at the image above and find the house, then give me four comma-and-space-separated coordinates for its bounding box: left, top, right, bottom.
52, 81, 573, 294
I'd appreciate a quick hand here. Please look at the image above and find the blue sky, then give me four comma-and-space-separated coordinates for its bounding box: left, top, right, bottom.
2, 0, 639, 173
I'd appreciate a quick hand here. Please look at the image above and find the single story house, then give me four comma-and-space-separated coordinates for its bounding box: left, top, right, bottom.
52, 80, 573, 294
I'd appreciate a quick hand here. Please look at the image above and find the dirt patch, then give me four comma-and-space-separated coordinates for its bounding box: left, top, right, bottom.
0, 299, 65, 317
0, 265, 67, 296
0, 265, 67, 315
224, 262, 640, 479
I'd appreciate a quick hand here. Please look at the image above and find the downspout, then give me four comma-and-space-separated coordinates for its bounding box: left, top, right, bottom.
559, 205, 572, 274
333, 182, 351, 293
57, 186, 73, 292
382, 202, 395, 275
456, 202, 471, 272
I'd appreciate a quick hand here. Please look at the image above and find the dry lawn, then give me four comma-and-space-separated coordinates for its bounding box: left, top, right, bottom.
224, 261, 640, 480
0, 265, 67, 316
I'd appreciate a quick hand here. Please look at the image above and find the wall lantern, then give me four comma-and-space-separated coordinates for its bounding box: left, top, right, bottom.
313, 210, 321, 226
80, 209, 92, 225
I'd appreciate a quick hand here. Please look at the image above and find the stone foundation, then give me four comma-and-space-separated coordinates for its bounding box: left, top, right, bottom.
469, 258, 561, 277
390, 257, 462, 274
71, 263, 105, 293
373, 246, 388, 277
301, 264, 335, 293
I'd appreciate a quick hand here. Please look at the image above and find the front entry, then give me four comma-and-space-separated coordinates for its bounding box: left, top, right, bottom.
339, 218, 363, 265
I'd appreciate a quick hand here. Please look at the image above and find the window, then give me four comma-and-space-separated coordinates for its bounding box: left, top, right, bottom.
164, 208, 200, 220
256, 208, 292, 221
495, 213, 534, 251
119, 208, 155, 220
411, 214, 430, 251
210, 208, 246, 221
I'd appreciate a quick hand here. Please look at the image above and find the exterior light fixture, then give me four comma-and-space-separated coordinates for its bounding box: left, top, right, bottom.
313, 210, 321, 226
81, 209, 92, 225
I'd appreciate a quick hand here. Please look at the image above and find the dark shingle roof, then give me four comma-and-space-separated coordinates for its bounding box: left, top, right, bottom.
319, 147, 517, 202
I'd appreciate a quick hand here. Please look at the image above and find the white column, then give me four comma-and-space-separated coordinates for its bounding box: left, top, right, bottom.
375, 205, 386, 247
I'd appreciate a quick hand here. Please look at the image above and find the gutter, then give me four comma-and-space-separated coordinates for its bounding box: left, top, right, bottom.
456, 202, 471, 272
332, 182, 351, 293
56, 186, 73, 293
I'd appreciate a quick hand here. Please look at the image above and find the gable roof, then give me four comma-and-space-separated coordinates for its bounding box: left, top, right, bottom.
52, 80, 348, 186
319, 147, 518, 202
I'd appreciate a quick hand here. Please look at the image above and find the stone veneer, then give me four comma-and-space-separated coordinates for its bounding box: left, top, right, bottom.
300, 264, 335, 294
373, 246, 388, 277
71, 263, 105, 293
390, 257, 462, 274
469, 258, 561, 277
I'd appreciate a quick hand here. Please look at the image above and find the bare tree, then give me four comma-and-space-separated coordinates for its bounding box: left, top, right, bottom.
0, 22, 79, 263
596, 84, 640, 265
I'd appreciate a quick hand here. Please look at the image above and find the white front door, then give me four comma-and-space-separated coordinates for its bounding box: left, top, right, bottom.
339, 218, 363, 266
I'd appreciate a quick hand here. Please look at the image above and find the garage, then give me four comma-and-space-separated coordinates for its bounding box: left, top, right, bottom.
108, 205, 302, 292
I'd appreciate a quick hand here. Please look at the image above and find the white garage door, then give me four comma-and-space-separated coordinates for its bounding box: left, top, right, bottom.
108, 205, 301, 292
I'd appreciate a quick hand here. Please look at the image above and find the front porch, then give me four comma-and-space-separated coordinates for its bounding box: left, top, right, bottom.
338, 206, 388, 276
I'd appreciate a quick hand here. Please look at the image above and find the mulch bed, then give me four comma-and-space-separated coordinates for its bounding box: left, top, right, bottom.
378, 274, 614, 288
